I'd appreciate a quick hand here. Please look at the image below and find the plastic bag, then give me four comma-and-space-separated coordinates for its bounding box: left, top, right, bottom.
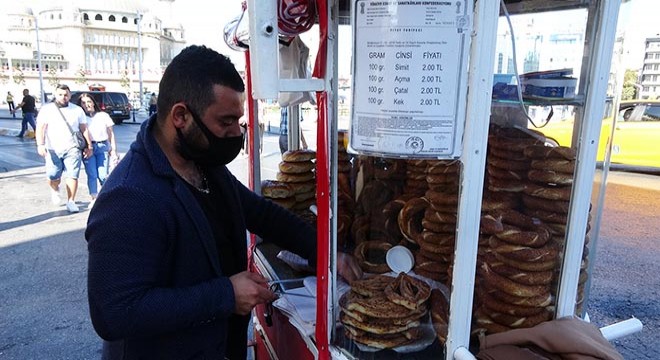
278, 36, 316, 107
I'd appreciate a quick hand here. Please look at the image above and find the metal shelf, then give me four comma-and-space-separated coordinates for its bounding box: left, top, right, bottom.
492, 95, 586, 107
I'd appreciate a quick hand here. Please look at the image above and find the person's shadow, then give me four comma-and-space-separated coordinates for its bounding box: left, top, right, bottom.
0, 203, 93, 232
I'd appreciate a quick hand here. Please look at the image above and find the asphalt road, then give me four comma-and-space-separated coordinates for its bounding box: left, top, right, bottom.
586, 174, 660, 359
0, 119, 658, 358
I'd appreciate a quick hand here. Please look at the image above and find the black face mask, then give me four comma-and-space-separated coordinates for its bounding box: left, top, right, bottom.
176, 105, 244, 166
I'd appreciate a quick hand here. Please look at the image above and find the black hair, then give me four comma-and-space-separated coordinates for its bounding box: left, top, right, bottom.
56, 84, 70, 91
157, 45, 244, 123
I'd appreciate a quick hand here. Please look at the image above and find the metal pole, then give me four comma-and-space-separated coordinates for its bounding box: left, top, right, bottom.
556, 0, 622, 318
137, 11, 144, 112
34, 15, 46, 104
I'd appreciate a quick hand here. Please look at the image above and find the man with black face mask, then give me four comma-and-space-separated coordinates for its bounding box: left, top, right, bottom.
85, 45, 361, 360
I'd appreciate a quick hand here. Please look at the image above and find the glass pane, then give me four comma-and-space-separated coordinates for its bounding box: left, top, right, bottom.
334, 156, 455, 357
642, 105, 660, 121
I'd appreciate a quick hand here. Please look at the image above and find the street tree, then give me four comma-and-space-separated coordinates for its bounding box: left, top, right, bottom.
47, 67, 60, 88
622, 69, 639, 100
120, 69, 131, 93
75, 67, 87, 86
13, 68, 25, 86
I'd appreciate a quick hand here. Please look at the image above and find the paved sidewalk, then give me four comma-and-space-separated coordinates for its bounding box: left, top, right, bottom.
0, 166, 101, 359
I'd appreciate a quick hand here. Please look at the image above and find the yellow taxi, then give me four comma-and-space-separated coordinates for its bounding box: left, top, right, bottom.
539, 100, 660, 170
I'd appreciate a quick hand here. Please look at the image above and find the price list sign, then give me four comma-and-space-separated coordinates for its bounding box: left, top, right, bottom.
350, 0, 471, 158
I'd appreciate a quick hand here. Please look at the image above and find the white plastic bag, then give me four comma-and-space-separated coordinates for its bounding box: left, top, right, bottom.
278, 36, 316, 107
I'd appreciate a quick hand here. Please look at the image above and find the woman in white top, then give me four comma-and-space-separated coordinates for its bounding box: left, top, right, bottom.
78, 93, 118, 201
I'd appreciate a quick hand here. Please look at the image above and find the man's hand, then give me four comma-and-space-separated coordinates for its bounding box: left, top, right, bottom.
229, 271, 277, 315
37, 145, 47, 157
83, 148, 93, 159
337, 252, 363, 284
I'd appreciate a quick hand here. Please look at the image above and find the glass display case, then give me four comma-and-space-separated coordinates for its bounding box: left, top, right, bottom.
242, 1, 639, 359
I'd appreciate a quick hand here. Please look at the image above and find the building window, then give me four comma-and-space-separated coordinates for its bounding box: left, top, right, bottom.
59, 14, 62, 20
134, 18, 138, 25
122, 16, 128, 23
109, 15, 116, 22
95, 14, 102, 21
50, 14, 54, 20
84, 13, 89, 21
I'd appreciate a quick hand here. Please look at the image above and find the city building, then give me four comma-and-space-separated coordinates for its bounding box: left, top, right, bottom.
639, 36, 660, 99
0, 0, 185, 107
494, 10, 587, 79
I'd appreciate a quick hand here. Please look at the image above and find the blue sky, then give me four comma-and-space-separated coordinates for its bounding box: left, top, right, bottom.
617, 0, 660, 69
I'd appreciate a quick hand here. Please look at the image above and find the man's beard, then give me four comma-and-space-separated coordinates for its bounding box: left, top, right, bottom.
175, 124, 207, 159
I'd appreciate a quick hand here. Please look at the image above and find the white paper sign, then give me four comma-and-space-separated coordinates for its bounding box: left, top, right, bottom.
350, 0, 471, 158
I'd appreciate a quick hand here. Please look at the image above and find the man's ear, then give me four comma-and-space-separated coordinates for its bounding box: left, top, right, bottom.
171, 103, 189, 129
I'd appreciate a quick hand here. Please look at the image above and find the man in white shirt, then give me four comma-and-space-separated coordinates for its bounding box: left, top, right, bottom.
35, 84, 93, 213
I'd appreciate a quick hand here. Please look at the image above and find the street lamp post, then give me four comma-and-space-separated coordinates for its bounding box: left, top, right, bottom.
137, 11, 144, 112
34, 15, 46, 104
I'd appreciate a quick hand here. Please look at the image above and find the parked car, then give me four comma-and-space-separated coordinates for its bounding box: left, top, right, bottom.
540, 100, 660, 171
70, 91, 131, 124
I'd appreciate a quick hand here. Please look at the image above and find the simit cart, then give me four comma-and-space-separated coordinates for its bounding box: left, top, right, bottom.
226, 0, 643, 359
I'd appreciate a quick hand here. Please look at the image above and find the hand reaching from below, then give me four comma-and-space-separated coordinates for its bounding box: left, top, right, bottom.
229, 271, 277, 315
337, 252, 363, 284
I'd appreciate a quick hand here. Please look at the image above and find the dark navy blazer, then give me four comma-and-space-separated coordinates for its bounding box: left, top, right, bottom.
86, 117, 316, 359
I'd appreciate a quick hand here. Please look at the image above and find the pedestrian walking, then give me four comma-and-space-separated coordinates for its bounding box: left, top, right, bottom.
6, 91, 16, 118
11, 89, 37, 137
85, 45, 360, 360
148, 92, 157, 116
279, 106, 308, 154
35, 84, 92, 213
77, 93, 118, 203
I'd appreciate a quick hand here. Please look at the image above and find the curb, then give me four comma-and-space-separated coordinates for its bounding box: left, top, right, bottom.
0, 166, 44, 179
